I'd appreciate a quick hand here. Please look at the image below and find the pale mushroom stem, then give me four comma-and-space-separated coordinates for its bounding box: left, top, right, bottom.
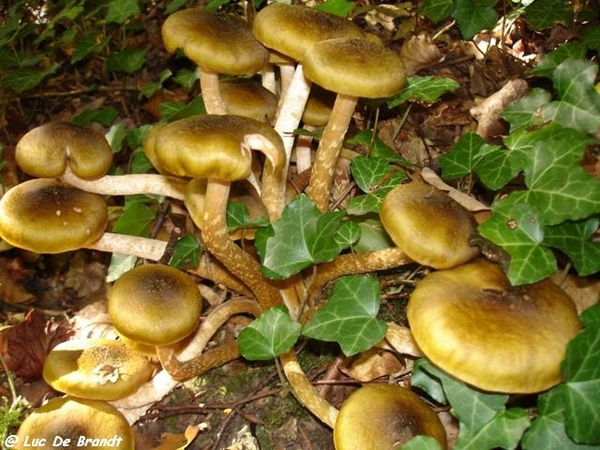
280, 351, 339, 428
200, 69, 227, 115
192, 179, 283, 311
86, 233, 168, 261
61, 171, 187, 200
307, 93, 357, 212
156, 298, 263, 380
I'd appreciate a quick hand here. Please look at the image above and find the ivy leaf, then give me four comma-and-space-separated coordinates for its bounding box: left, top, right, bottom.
0, 63, 60, 93
501, 88, 552, 133
561, 303, 600, 445
351, 156, 392, 193
315, 0, 356, 17
544, 218, 600, 276
454, 408, 531, 450
160, 97, 206, 122
256, 194, 348, 279
541, 59, 600, 135
106, 49, 146, 74
452, 0, 497, 40
532, 43, 588, 78
237, 306, 302, 360
353, 218, 394, 252
387, 76, 460, 108
400, 436, 443, 450
511, 138, 600, 225
105, 0, 141, 24
226, 201, 269, 232
169, 234, 202, 269
522, 386, 599, 450
523, 0, 573, 30
440, 132, 499, 179
302, 276, 387, 356
419, 0, 454, 23
478, 200, 557, 285
112, 202, 156, 237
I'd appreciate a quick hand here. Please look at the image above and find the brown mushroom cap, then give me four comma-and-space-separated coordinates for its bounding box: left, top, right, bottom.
15, 396, 135, 450
162, 8, 268, 75
108, 264, 202, 346
380, 182, 480, 269
0, 178, 108, 254
252, 3, 370, 62
334, 384, 447, 450
43, 338, 154, 401
219, 78, 278, 122
144, 114, 284, 181
15, 121, 113, 179
407, 258, 582, 393
303, 37, 406, 99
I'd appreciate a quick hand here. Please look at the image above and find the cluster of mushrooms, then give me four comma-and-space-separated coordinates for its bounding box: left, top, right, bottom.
1, 3, 582, 449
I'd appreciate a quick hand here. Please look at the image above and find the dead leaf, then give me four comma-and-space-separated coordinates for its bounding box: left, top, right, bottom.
339, 348, 407, 382
151, 425, 200, 450
0, 309, 73, 381
400, 33, 442, 75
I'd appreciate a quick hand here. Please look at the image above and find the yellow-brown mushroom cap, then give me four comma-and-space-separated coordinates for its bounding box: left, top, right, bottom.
108, 264, 202, 346
43, 338, 154, 401
15, 121, 113, 179
162, 8, 269, 75
303, 37, 406, 99
0, 178, 108, 254
219, 78, 278, 122
407, 258, 582, 393
334, 384, 447, 450
15, 396, 134, 450
144, 114, 284, 180
252, 3, 370, 62
380, 182, 480, 269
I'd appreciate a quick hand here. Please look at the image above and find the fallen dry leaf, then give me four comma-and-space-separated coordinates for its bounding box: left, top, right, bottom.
0, 309, 73, 381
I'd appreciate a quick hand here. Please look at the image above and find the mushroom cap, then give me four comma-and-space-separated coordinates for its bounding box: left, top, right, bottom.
407, 258, 582, 393
15, 121, 113, 179
0, 178, 108, 254
252, 3, 370, 62
162, 8, 269, 75
15, 396, 134, 450
334, 384, 447, 450
219, 78, 278, 122
303, 37, 406, 99
43, 338, 154, 401
108, 264, 202, 346
144, 114, 284, 181
380, 182, 480, 269
302, 85, 336, 127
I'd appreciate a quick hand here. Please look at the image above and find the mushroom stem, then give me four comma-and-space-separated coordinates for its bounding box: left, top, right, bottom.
279, 350, 339, 428
193, 179, 283, 310
307, 93, 357, 212
86, 233, 168, 261
61, 170, 187, 200
200, 69, 227, 115
156, 298, 263, 380
309, 247, 412, 301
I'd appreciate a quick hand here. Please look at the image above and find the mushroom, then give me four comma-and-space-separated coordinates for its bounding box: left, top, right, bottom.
161, 8, 269, 115
15, 121, 187, 200
252, 3, 373, 201
407, 258, 582, 393
303, 37, 406, 211
379, 182, 480, 269
144, 114, 285, 310
15, 396, 135, 449
219, 78, 278, 123
0, 178, 168, 260
43, 338, 153, 401
334, 384, 447, 449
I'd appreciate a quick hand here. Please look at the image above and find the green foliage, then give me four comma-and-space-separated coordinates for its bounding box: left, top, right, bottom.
238, 276, 386, 360
387, 76, 460, 108
440, 56, 600, 285
169, 234, 203, 269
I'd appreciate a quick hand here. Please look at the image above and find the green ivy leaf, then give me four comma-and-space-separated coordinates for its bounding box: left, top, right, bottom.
454, 408, 531, 450
160, 97, 207, 122
237, 306, 302, 360
112, 202, 156, 237
523, 0, 573, 30
346, 193, 382, 215
440, 132, 499, 179
478, 200, 557, 285
169, 234, 202, 269
353, 218, 394, 252
72, 106, 119, 127
541, 59, 600, 135
106, 49, 147, 74
256, 194, 348, 279
532, 43, 588, 78
105, 0, 141, 24
400, 435, 443, 450
302, 276, 387, 356
351, 156, 391, 193
0, 63, 60, 93
315, 0, 356, 17
452, 0, 497, 40
387, 76, 460, 108
501, 88, 552, 133
333, 220, 361, 248
562, 303, 600, 445
226, 201, 269, 232
347, 129, 410, 167
71, 30, 110, 64
544, 218, 600, 276
419, 0, 454, 23
522, 386, 599, 450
